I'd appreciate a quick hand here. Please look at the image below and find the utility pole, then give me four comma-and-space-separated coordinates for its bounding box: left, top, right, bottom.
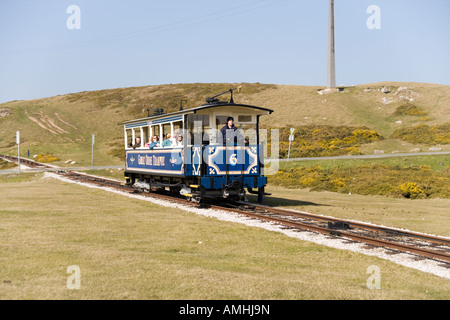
91, 134, 95, 167
327, 0, 336, 89
287, 128, 295, 160
16, 131, 20, 174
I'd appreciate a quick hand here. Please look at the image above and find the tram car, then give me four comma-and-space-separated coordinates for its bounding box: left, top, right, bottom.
120, 87, 273, 202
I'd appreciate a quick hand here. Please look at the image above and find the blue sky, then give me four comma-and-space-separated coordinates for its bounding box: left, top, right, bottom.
0, 0, 449, 103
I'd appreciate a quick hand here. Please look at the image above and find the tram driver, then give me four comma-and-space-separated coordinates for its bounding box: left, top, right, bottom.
220, 116, 247, 145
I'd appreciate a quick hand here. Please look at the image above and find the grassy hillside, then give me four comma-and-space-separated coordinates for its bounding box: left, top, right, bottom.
0, 82, 449, 166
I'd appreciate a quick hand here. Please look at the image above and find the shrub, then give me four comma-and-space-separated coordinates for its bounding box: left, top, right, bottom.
276, 125, 382, 158
399, 182, 424, 199
393, 103, 426, 116
391, 123, 450, 145
35, 153, 60, 163
270, 164, 450, 199
331, 178, 347, 189
352, 129, 381, 142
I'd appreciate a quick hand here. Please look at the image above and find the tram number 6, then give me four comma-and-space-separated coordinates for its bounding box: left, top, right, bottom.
229, 154, 238, 166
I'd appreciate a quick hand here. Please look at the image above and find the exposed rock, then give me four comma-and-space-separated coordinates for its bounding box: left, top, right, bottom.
318, 88, 339, 95
0, 108, 11, 118
394, 87, 419, 102
382, 97, 393, 104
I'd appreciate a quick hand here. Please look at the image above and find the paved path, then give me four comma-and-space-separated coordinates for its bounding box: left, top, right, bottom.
0, 164, 124, 175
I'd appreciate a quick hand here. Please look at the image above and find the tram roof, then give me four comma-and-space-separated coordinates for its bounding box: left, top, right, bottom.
119, 102, 274, 126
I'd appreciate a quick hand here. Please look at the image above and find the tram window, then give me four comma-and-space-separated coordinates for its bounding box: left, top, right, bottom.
237, 115, 252, 123
151, 125, 160, 141
173, 121, 183, 144
162, 123, 171, 141
173, 121, 182, 133
212, 115, 228, 144
215, 115, 228, 131
142, 127, 150, 145
134, 128, 142, 148
126, 128, 133, 148
187, 114, 209, 145
237, 123, 257, 144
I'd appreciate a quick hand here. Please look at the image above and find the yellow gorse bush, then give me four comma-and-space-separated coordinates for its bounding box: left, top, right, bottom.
35, 153, 60, 163
393, 103, 426, 116
275, 125, 383, 158
270, 164, 449, 199
399, 182, 424, 199
392, 123, 450, 145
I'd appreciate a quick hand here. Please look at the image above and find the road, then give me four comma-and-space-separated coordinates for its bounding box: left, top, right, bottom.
271, 151, 450, 162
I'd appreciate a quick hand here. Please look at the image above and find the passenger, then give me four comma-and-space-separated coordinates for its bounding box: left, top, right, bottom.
175, 135, 183, 147
161, 133, 172, 147
170, 134, 177, 146
132, 137, 141, 149
220, 116, 247, 145
147, 135, 160, 149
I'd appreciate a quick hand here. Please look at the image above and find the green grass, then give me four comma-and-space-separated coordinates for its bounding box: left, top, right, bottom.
84, 168, 125, 181
1, 175, 449, 299
0, 172, 42, 183
0, 158, 16, 170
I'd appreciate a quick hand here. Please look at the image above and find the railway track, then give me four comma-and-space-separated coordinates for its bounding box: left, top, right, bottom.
2, 154, 450, 265
222, 202, 450, 264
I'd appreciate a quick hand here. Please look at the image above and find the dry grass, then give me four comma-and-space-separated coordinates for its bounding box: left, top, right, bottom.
0, 158, 16, 170
0, 174, 449, 299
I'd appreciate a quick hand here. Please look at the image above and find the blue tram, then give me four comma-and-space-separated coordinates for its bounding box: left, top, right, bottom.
120, 88, 273, 202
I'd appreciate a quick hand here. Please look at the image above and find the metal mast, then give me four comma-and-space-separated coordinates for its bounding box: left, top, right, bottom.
327, 0, 336, 89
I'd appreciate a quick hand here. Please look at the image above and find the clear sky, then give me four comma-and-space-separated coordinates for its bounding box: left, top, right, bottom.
0, 0, 449, 103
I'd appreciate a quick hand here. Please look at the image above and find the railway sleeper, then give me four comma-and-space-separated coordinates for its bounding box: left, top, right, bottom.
327, 221, 352, 230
